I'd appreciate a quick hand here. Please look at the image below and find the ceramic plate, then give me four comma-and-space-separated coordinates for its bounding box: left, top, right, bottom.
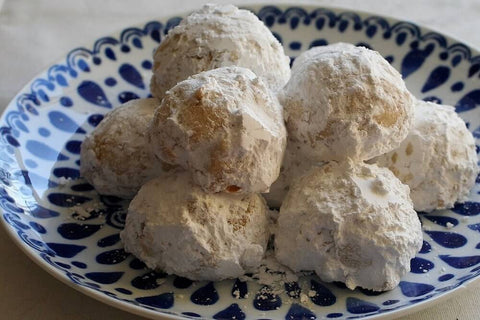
1, 4, 480, 320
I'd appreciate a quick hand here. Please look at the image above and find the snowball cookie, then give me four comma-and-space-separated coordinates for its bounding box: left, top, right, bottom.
262, 143, 322, 208
275, 161, 423, 291
149, 66, 287, 194
372, 100, 479, 212
150, 4, 290, 101
120, 172, 270, 281
80, 98, 171, 198
281, 42, 414, 162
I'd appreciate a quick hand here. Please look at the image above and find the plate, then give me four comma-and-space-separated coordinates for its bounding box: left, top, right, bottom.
1, 4, 480, 320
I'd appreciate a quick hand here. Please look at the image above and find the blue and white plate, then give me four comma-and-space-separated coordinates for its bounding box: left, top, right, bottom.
1, 4, 480, 320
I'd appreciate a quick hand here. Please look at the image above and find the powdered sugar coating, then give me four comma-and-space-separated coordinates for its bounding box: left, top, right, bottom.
291, 42, 354, 74
262, 143, 322, 208
80, 98, 172, 198
149, 66, 287, 194
281, 43, 414, 162
275, 161, 422, 291
372, 100, 479, 212
120, 172, 270, 281
150, 4, 290, 100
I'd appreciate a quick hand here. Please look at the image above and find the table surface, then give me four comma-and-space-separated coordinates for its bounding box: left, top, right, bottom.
1, 0, 480, 319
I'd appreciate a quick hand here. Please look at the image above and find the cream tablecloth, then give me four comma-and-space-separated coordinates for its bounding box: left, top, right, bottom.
1, 0, 480, 319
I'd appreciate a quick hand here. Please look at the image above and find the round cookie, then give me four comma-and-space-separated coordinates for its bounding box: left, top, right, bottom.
372, 100, 479, 212
149, 66, 287, 194
275, 161, 422, 291
80, 98, 172, 198
150, 4, 290, 100
120, 172, 270, 281
281, 43, 414, 162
